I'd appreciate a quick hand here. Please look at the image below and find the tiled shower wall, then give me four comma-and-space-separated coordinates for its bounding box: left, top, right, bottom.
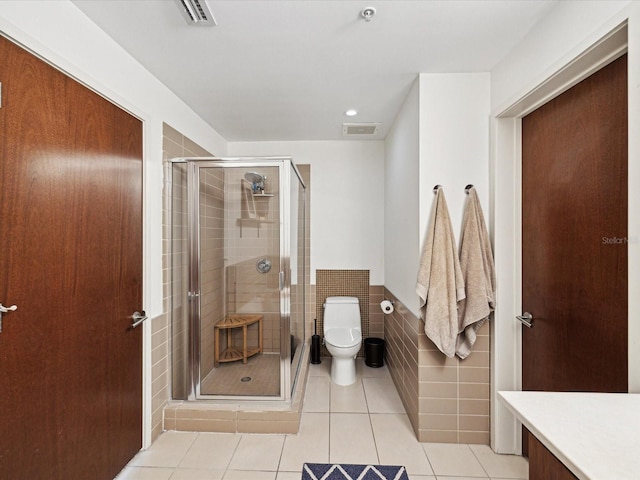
297, 165, 314, 345
199, 168, 225, 376
169, 161, 189, 401
383, 288, 490, 444
224, 167, 281, 353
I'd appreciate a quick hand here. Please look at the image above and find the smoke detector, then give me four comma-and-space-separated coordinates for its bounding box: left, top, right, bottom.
361, 7, 377, 22
342, 123, 380, 136
176, 0, 217, 26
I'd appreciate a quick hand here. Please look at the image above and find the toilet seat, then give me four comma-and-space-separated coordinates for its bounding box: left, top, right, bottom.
324, 328, 362, 348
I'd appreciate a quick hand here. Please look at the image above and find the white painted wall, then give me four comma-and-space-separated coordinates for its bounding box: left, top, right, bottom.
384, 74, 490, 317
0, 0, 229, 447
490, 0, 640, 454
228, 141, 386, 285
419, 73, 491, 266
384, 79, 421, 312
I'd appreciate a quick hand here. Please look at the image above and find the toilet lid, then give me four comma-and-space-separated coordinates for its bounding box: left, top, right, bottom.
324, 328, 362, 348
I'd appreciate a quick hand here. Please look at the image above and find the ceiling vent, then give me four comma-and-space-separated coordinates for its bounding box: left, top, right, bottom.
342, 123, 380, 136
176, 0, 217, 26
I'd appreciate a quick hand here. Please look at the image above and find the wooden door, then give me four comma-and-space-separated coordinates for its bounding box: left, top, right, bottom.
0, 36, 143, 479
521, 55, 628, 452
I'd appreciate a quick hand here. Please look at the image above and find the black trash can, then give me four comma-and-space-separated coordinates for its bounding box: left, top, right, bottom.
364, 337, 385, 368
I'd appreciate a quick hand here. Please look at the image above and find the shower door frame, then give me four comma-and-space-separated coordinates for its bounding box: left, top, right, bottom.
175, 156, 305, 403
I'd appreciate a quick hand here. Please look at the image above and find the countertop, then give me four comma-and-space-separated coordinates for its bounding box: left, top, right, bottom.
498, 391, 640, 480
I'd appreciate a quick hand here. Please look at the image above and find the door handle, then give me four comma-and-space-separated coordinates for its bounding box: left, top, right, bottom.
0, 303, 17, 333
131, 310, 148, 329
516, 312, 534, 328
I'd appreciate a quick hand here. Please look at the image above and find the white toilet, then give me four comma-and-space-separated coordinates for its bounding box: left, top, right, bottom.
323, 296, 363, 386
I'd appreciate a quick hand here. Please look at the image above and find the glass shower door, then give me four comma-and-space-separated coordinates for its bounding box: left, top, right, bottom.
192, 163, 283, 398
288, 162, 306, 394
170, 157, 306, 403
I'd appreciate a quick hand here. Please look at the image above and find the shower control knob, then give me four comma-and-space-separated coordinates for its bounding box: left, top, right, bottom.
256, 258, 272, 274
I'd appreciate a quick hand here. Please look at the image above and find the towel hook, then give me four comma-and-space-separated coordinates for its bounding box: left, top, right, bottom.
433, 185, 442, 194
465, 184, 474, 194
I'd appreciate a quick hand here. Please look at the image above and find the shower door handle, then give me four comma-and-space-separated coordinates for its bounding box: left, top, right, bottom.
279, 271, 285, 291
131, 310, 148, 329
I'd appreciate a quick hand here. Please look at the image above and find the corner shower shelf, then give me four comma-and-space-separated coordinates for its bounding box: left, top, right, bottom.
237, 190, 273, 237
214, 314, 263, 366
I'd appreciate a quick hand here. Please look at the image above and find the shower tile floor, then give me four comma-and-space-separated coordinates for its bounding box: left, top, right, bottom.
117, 358, 528, 480
200, 353, 280, 396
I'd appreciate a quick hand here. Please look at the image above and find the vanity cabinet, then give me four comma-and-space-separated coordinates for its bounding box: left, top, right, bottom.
528, 433, 578, 480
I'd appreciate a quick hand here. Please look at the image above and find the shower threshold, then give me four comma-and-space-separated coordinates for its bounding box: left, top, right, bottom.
163, 347, 309, 434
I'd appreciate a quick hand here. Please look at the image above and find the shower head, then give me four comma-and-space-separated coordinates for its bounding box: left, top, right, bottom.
244, 172, 266, 193
244, 172, 264, 184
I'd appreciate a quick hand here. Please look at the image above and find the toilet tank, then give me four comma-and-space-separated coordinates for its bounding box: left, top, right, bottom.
323, 296, 361, 331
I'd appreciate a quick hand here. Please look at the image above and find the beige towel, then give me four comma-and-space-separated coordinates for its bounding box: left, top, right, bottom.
416, 188, 466, 358
456, 187, 496, 359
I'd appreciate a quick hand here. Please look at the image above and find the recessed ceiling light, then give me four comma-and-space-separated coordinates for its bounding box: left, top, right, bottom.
345, 109, 358, 117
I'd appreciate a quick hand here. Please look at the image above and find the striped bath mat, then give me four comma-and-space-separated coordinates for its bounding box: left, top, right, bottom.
302, 463, 409, 480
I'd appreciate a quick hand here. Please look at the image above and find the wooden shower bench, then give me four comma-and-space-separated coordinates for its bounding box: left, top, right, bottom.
214, 314, 263, 366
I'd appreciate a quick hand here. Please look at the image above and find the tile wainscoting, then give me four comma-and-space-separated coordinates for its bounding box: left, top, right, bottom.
383, 288, 490, 444
313, 281, 490, 444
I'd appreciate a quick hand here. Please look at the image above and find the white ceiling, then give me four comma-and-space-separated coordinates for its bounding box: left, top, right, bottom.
71, 0, 559, 142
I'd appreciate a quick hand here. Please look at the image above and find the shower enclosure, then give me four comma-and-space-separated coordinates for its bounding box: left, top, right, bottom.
170, 157, 306, 401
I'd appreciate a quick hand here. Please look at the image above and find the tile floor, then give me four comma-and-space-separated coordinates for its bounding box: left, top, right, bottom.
116, 359, 527, 480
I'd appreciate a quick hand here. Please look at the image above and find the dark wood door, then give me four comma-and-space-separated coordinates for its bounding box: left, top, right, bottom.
521, 55, 628, 453
0, 35, 143, 479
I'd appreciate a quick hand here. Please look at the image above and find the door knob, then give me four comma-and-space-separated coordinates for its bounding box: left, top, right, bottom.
0, 303, 18, 333
516, 312, 534, 328
131, 311, 148, 329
